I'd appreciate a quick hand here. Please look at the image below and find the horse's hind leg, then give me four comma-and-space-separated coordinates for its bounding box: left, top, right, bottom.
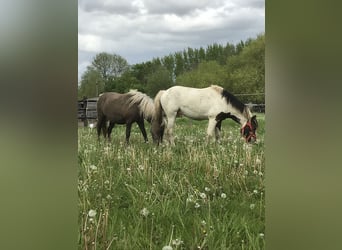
97, 115, 106, 140
137, 120, 148, 142
165, 115, 176, 145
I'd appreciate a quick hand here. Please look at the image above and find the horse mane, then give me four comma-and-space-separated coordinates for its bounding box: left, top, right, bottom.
127, 90, 155, 121
210, 85, 246, 114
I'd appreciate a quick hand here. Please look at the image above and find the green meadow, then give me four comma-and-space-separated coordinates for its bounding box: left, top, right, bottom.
78, 114, 265, 250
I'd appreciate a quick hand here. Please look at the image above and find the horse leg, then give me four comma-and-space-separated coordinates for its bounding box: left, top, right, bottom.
215, 120, 222, 141
125, 123, 132, 144
137, 120, 148, 143
207, 118, 218, 142
107, 122, 115, 142
165, 115, 176, 145
97, 115, 106, 140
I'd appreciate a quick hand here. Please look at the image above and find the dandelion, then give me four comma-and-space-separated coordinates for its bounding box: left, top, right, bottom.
253, 169, 258, 175
104, 180, 110, 185
162, 246, 173, 250
89, 165, 97, 171
138, 164, 144, 170
204, 187, 210, 192
256, 158, 262, 165
221, 193, 227, 199
201, 220, 206, 226
259, 233, 265, 238
89, 123, 95, 129
172, 239, 183, 246
140, 207, 149, 217
186, 195, 194, 203
253, 189, 258, 194
88, 209, 97, 218
199, 193, 207, 199
194, 203, 200, 209
250, 204, 256, 209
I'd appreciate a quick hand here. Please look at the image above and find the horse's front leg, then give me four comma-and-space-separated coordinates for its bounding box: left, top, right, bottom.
137, 120, 148, 142
215, 120, 222, 141
125, 123, 132, 144
107, 122, 115, 142
207, 118, 218, 143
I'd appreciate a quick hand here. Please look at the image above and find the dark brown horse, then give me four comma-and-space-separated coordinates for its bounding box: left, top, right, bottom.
97, 90, 155, 143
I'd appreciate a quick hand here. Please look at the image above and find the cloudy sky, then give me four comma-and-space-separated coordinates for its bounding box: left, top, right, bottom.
78, 0, 264, 81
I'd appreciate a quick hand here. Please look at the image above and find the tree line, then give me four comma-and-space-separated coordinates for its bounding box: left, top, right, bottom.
78, 33, 264, 103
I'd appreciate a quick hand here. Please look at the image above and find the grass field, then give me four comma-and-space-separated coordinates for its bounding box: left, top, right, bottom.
78, 114, 265, 250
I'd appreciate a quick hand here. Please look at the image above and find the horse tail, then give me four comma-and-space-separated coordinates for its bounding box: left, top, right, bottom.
151, 90, 166, 144
127, 90, 155, 122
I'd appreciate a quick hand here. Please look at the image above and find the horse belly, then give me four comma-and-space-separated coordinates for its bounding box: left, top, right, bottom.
179, 107, 208, 120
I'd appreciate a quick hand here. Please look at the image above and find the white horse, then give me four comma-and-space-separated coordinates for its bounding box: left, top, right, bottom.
151, 85, 258, 145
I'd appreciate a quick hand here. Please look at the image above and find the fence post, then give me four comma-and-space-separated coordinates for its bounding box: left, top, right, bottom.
82, 97, 88, 127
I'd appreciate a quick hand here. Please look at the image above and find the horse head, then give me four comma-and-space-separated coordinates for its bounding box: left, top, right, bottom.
241, 115, 258, 143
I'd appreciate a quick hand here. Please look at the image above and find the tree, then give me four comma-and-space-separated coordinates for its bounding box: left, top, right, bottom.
91, 52, 129, 90
176, 61, 227, 88
226, 34, 265, 103
145, 65, 173, 96
78, 66, 104, 99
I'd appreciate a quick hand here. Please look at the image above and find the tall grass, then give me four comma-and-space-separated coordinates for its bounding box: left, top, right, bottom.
78, 115, 265, 249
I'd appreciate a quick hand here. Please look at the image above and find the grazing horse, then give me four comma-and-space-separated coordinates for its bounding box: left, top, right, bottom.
151, 85, 258, 145
96, 90, 155, 143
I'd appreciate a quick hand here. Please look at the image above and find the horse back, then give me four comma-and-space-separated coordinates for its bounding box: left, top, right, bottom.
161, 86, 225, 119
99, 92, 142, 123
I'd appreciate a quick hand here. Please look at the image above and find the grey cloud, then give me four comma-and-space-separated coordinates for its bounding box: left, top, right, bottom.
79, 0, 139, 14
143, 0, 223, 15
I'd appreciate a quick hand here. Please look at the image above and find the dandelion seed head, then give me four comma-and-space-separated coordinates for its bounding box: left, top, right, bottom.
201, 220, 206, 226
140, 207, 149, 217
172, 239, 182, 246
194, 203, 200, 208
89, 165, 97, 171
88, 209, 96, 218
221, 193, 227, 199
253, 189, 258, 194
205, 187, 210, 192
199, 193, 207, 199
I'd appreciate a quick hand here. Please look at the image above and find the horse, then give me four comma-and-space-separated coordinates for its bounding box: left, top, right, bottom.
96, 90, 155, 143
151, 85, 258, 145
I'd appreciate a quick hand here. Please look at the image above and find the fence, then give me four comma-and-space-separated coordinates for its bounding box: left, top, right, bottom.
78, 97, 98, 127
77, 93, 265, 127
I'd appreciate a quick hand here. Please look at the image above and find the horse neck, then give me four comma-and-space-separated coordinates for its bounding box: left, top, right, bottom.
232, 107, 251, 127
